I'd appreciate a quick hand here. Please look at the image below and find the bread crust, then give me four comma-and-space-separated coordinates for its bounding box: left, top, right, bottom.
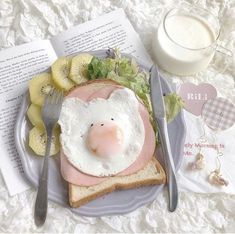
69, 157, 166, 208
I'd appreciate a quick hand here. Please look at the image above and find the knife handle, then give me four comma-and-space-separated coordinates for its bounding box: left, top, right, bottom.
157, 118, 178, 212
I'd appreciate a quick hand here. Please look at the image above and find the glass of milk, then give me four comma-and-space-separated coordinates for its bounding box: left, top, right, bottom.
152, 5, 232, 75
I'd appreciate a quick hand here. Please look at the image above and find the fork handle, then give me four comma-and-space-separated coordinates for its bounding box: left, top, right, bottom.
34, 128, 53, 227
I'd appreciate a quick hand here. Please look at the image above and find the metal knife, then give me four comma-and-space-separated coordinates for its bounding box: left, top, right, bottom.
149, 65, 178, 212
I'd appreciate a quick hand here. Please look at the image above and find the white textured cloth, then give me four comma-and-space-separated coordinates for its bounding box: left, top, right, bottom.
0, 0, 235, 233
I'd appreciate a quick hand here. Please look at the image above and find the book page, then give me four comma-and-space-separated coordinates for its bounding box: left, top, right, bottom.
51, 8, 152, 63
0, 40, 57, 196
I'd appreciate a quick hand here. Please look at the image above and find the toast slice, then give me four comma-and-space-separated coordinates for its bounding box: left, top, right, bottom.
69, 157, 166, 208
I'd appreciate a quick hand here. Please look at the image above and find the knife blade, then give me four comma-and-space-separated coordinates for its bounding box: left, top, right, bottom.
149, 65, 178, 212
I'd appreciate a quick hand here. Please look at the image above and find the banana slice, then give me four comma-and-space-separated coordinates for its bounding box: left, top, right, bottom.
70, 54, 93, 84
29, 126, 60, 156
29, 73, 54, 106
51, 57, 75, 91
27, 104, 44, 128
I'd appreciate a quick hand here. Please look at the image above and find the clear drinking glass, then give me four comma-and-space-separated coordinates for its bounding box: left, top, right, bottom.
152, 5, 233, 76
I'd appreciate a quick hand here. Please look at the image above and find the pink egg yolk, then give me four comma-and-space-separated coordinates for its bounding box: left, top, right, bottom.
87, 121, 124, 158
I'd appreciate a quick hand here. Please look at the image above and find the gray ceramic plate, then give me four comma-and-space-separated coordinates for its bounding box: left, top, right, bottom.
15, 50, 186, 217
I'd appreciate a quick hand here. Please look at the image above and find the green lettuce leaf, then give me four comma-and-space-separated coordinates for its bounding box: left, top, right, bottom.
117, 57, 138, 77
87, 57, 115, 80
164, 93, 184, 123
86, 52, 184, 126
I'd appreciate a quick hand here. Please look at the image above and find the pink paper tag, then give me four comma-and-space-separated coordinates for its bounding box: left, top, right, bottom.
178, 83, 217, 116
202, 97, 235, 131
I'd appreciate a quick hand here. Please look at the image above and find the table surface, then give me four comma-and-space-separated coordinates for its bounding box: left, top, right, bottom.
0, 0, 235, 233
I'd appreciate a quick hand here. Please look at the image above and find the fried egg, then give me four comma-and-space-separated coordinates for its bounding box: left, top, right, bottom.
59, 88, 145, 177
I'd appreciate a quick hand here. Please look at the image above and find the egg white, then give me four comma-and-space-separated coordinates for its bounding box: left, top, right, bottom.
59, 88, 145, 177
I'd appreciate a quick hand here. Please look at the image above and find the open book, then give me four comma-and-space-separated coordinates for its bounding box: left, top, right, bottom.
0, 8, 151, 196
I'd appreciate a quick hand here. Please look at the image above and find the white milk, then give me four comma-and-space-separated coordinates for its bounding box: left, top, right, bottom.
153, 14, 216, 75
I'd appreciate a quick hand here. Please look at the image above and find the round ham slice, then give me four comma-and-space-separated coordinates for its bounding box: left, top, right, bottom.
60, 82, 156, 186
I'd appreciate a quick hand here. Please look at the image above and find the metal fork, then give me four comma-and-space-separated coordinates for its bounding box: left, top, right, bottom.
34, 89, 63, 227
